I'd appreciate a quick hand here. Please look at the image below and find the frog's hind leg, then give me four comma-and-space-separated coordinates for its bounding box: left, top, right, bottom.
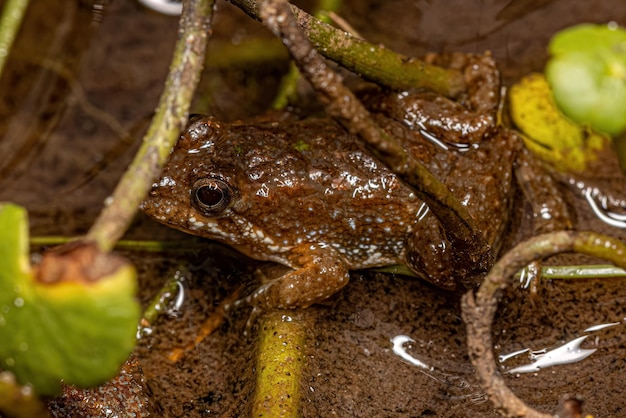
244, 243, 351, 310
515, 147, 573, 235
514, 147, 573, 292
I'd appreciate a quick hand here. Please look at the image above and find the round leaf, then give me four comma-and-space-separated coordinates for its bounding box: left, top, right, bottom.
546, 23, 626, 136
0, 203, 140, 395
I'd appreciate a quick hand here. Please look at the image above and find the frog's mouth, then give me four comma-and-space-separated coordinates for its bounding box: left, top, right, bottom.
583, 188, 626, 228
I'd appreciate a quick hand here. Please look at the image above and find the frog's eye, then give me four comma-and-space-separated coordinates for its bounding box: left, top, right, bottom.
191, 177, 233, 215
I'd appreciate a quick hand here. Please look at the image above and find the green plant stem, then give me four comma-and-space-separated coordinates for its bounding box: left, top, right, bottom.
461, 231, 626, 417
229, 0, 466, 97
31, 234, 626, 280
527, 264, 626, 279
375, 263, 626, 280
86, 0, 216, 252
206, 38, 287, 68
252, 310, 307, 418
0, 0, 29, 78
30, 236, 211, 252
141, 272, 184, 327
30, 234, 626, 279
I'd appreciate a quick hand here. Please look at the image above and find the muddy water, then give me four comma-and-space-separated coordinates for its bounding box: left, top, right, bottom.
1, 0, 626, 417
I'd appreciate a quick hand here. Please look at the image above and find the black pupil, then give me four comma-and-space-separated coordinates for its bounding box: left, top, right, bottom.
196, 183, 224, 207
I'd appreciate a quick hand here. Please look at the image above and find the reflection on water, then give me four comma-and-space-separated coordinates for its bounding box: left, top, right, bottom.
584, 188, 626, 229
393, 318, 625, 395
390, 334, 480, 400
584, 321, 620, 332
499, 321, 623, 374
137, 0, 182, 16
136, 271, 187, 339
160, 272, 188, 318
502, 336, 596, 374
391, 335, 433, 371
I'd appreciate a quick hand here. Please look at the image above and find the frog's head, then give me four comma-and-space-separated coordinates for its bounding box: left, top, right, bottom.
141, 115, 258, 248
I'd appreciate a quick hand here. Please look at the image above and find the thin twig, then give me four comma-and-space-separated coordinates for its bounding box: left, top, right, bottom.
375, 263, 626, 280
86, 0, 216, 252
271, 0, 341, 109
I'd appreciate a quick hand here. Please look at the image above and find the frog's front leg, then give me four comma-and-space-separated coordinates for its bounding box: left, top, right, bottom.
248, 243, 350, 309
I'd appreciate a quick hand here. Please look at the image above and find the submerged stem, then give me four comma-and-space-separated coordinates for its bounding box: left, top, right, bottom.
252, 310, 307, 417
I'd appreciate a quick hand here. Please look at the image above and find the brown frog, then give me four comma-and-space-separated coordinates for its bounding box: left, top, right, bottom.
141, 53, 570, 309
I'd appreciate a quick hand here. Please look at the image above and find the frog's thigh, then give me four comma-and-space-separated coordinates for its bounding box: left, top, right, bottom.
251, 244, 350, 309
405, 214, 457, 290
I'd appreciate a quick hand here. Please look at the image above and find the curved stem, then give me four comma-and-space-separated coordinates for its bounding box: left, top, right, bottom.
461, 231, 626, 417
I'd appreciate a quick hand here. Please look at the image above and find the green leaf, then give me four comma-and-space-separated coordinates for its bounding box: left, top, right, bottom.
549, 23, 626, 57
545, 23, 626, 136
0, 203, 140, 395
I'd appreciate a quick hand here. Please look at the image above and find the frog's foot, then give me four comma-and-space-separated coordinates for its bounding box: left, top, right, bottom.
405, 212, 492, 291
359, 52, 502, 155
406, 217, 459, 290
244, 243, 350, 310
423, 51, 501, 113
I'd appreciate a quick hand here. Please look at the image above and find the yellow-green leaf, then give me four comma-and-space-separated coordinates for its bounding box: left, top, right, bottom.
509, 73, 611, 174
0, 203, 140, 395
